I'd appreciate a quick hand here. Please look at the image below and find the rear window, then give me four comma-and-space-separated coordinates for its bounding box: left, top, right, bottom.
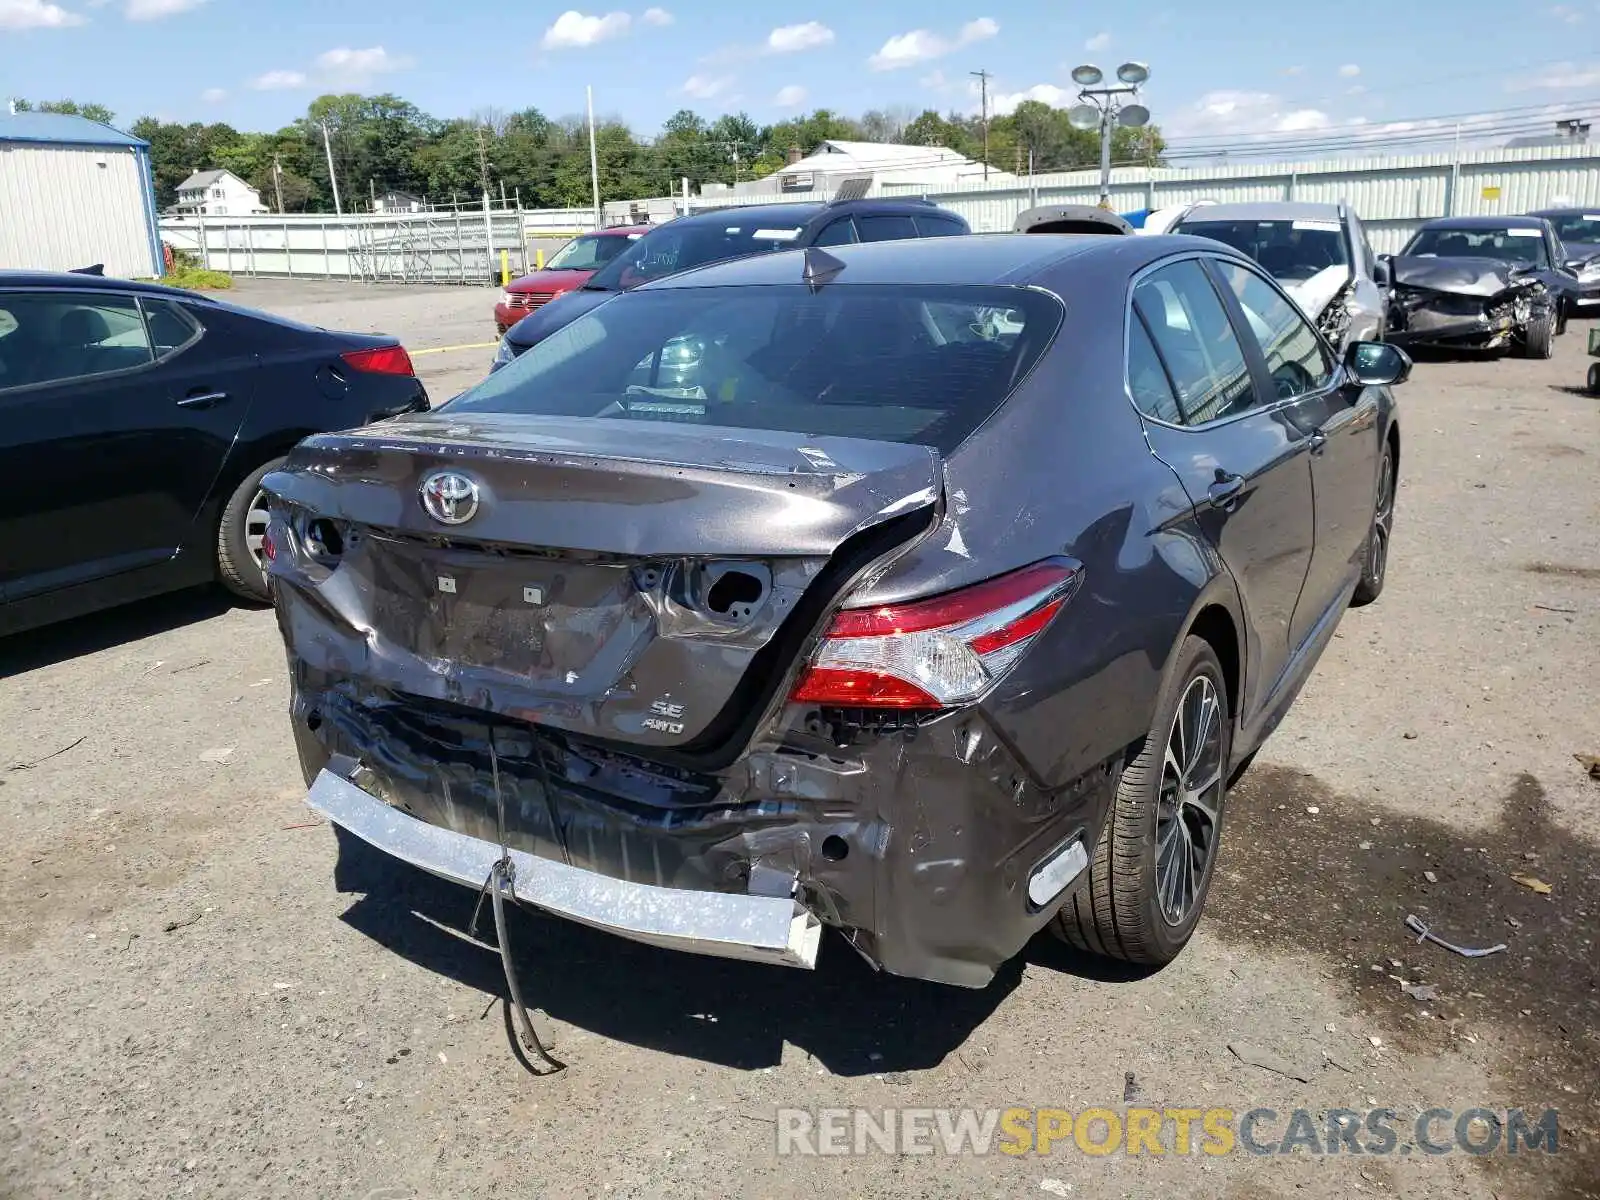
444, 283, 1061, 454
1177, 219, 1348, 283
587, 220, 811, 290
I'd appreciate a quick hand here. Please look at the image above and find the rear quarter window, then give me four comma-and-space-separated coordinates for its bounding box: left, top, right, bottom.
857, 214, 919, 242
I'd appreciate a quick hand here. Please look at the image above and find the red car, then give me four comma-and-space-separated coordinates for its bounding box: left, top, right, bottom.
494, 225, 649, 333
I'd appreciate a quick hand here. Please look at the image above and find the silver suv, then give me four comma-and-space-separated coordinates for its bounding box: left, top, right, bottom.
1164, 201, 1386, 349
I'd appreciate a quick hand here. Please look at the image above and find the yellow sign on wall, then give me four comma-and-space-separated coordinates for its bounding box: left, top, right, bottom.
1482, 185, 1502, 201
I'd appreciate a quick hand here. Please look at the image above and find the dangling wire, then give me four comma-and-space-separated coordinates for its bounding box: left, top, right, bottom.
467, 730, 565, 1074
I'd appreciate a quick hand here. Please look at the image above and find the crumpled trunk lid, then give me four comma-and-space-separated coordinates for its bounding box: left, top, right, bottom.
264, 413, 941, 751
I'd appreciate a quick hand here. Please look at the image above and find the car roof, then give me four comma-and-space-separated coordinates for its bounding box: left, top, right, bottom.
1416, 215, 1547, 231
1528, 206, 1599, 217
591, 224, 651, 236
0, 269, 214, 300
1177, 201, 1342, 223
666, 197, 951, 230
636, 232, 1218, 291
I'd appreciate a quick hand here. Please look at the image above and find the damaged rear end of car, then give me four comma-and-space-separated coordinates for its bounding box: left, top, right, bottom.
264, 270, 1099, 988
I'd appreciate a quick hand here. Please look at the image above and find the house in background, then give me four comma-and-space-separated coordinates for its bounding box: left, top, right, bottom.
713, 140, 1015, 200
175, 169, 268, 216
373, 190, 423, 213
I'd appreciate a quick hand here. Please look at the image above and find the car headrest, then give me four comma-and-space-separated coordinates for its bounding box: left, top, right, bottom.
58, 307, 112, 345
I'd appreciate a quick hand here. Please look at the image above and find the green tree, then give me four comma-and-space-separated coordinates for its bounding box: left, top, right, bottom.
14, 98, 116, 124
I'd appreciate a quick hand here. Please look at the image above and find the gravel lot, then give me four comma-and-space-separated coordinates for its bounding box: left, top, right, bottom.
1, 278, 1596, 1200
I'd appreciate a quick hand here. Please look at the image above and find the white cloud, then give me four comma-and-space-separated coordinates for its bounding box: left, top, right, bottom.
200, 86, 227, 102
315, 45, 412, 86
767, 20, 832, 53
641, 6, 671, 24
0, 0, 85, 28
541, 10, 630, 49
251, 69, 307, 90
1548, 4, 1583, 22
1166, 89, 1331, 136
992, 83, 1073, 116
680, 73, 732, 99
1338, 63, 1361, 77
125, 0, 202, 18
1084, 31, 1110, 52
774, 84, 807, 107
868, 16, 998, 71
1506, 61, 1600, 90
1281, 64, 1305, 76
1347, 84, 1366, 95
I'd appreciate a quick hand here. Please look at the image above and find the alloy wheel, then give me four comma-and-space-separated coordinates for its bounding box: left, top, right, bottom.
1369, 455, 1394, 589
1155, 673, 1224, 926
245, 489, 272, 573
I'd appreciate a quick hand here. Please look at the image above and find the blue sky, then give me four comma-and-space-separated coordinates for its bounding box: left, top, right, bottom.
3, 0, 1598, 144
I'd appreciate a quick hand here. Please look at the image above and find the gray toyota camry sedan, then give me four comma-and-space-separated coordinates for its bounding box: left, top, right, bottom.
264, 232, 1409, 989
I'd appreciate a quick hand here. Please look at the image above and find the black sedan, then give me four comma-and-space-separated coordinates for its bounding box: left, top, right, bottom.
490, 197, 970, 371
267, 234, 1408, 988
1380, 215, 1579, 356
1528, 207, 1600, 312
0, 270, 427, 637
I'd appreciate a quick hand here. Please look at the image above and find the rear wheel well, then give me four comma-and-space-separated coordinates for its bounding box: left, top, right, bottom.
1386, 425, 1400, 479
1187, 604, 1240, 725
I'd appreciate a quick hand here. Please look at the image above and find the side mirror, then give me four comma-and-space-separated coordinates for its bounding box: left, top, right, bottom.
1345, 340, 1412, 387
1372, 258, 1391, 287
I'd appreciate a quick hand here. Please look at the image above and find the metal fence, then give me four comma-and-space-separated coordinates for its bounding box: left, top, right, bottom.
159, 207, 597, 284
160, 142, 1600, 282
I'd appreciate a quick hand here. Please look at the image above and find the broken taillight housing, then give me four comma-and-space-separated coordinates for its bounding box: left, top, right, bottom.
791, 559, 1081, 709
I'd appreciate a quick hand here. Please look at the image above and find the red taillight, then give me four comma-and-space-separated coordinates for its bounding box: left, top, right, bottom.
261, 529, 276, 561
790, 559, 1080, 710
340, 345, 415, 376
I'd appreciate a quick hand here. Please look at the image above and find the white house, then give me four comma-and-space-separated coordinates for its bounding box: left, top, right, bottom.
373, 190, 423, 213
727, 140, 1015, 198
175, 168, 268, 216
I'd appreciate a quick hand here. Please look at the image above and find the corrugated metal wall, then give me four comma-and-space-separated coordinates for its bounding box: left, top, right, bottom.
875, 142, 1600, 253
0, 141, 159, 277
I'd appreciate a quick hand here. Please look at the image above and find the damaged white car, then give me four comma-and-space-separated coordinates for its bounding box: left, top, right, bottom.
1162, 201, 1387, 350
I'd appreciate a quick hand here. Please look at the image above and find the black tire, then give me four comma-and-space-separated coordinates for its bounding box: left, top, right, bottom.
1350, 444, 1395, 607
1556, 303, 1569, 336
1518, 312, 1555, 359
1051, 635, 1232, 965
216, 457, 284, 603
1588, 362, 1600, 394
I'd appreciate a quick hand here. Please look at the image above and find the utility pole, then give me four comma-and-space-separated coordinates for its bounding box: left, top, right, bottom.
320, 121, 343, 216
271, 153, 285, 214
970, 68, 991, 179
586, 84, 602, 229
475, 123, 495, 281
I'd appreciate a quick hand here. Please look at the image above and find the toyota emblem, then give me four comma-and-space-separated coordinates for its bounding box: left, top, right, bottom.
420, 470, 481, 525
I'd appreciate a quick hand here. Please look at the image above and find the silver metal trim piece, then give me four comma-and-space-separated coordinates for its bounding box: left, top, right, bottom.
307, 768, 823, 970
1027, 837, 1090, 908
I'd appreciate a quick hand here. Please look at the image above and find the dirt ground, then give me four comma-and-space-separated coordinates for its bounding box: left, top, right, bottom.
1, 277, 1596, 1200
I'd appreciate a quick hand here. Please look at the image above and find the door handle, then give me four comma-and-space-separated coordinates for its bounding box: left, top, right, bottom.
1307, 430, 1328, 456
1207, 473, 1245, 510
176, 390, 228, 410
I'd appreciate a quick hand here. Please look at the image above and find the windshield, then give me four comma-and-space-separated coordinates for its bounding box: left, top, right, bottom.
1543, 213, 1600, 246
584, 218, 812, 291
1403, 227, 1550, 267
544, 233, 637, 271
443, 283, 1061, 455
1175, 219, 1349, 283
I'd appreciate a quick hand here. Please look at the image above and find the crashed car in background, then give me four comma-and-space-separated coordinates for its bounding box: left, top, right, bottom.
1527, 207, 1600, 312
264, 234, 1408, 991
1167, 201, 1385, 350
1382, 216, 1577, 358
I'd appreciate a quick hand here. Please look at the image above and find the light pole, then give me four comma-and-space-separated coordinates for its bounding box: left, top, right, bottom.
1067, 61, 1151, 209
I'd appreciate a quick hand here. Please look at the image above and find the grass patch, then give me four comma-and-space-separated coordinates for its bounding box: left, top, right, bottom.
137, 265, 233, 290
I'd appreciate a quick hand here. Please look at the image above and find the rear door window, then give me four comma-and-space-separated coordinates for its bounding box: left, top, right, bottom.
857, 214, 919, 242
445, 283, 1063, 455
1131, 260, 1256, 426
142, 299, 203, 360
0, 291, 153, 391
810, 217, 858, 246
